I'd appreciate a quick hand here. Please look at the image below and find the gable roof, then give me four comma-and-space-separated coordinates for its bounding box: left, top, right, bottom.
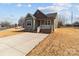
46, 13, 57, 19
25, 13, 35, 19
33, 9, 57, 19
33, 9, 47, 18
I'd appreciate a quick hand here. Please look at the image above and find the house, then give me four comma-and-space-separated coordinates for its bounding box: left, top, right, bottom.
23, 10, 58, 33
0, 24, 2, 28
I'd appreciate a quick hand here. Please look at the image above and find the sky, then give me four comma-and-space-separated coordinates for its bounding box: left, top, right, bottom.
0, 3, 52, 24
0, 3, 79, 24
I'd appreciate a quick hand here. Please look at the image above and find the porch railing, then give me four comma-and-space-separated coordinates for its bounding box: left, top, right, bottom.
37, 25, 51, 32
40, 25, 51, 29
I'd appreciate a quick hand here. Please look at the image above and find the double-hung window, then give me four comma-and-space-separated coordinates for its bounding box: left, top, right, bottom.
47, 20, 51, 25
45, 20, 51, 25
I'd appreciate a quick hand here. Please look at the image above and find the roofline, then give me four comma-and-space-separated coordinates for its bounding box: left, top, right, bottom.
33, 9, 47, 17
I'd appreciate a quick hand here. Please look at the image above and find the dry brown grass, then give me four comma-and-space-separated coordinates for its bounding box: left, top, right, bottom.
27, 27, 79, 56
0, 28, 25, 38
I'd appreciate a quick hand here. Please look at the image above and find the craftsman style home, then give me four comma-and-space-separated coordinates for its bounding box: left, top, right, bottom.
23, 10, 58, 33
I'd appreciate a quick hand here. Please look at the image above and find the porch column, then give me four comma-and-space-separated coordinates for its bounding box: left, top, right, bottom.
33, 19, 35, 31
51, 19, 54, 32
53, 19, 55, 32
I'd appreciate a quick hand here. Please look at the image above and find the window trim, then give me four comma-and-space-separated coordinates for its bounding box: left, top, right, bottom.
44, 20, 51, 25
47, 20, 51, 25
26, 20, 32, 26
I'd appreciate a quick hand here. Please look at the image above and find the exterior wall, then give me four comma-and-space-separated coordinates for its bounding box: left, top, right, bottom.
24, 14, 57, 33
24, 17, 34, 31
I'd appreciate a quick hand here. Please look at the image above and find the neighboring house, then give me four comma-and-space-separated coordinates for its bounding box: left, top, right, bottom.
23, 10, 58, 33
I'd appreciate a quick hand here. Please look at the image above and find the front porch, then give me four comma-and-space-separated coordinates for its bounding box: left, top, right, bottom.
36, 18, 54, 33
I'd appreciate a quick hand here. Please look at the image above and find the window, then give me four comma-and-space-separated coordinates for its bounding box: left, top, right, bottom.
44, 20, 51, 25
27, 22, 31, 26
26, 20, 32, 26
47, 20, 51, 25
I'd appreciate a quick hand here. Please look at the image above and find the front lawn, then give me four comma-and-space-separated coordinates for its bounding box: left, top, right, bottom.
27, 27, 79, 56
0, 28, 25, 38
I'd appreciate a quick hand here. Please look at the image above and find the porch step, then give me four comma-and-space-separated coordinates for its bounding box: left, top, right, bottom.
37, 26, 40, 33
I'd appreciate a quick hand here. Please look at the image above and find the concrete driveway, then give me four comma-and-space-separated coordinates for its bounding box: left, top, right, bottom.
0, 33, 48, 56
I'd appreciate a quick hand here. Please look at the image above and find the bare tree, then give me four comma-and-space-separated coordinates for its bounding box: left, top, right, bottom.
0, 21, 11, 28
18, 17, 25, 27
